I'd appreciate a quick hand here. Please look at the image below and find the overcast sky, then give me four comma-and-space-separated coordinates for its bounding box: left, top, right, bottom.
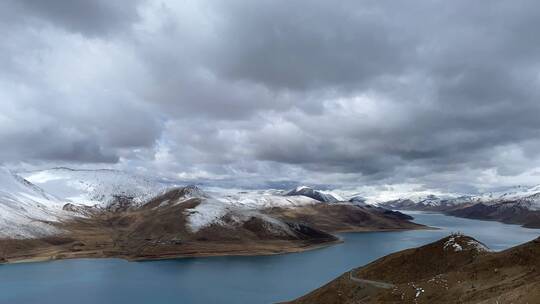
2, 0, 540, 193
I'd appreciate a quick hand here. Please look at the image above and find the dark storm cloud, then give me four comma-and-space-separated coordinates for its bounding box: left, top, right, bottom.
0, 126, 118, 163
8, 0, 143, 36
216, 0, 540, 186
208, 0, 412, 90
2, 0, 540, 191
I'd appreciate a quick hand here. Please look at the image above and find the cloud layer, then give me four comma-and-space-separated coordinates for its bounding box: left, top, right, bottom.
2, 0, 540, 193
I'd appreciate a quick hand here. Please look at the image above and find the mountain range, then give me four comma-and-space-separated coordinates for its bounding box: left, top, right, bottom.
0, 167, 423, 263
378, 187, 540, 228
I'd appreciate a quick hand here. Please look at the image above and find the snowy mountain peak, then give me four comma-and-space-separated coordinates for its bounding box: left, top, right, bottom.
179, 185, 208, 198
294, 186, 311, 192
0, 167, 61, 205
22, 168, 169, 208
0, 167, 66, 239
286, 186, 342, 203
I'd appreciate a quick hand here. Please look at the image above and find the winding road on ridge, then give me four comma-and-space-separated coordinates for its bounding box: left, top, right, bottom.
348, 271, 395, 289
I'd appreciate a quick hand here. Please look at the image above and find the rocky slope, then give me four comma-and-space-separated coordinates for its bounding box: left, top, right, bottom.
0, 168, 424, 263
266, 204, 421, 232
287, 233, 540, 304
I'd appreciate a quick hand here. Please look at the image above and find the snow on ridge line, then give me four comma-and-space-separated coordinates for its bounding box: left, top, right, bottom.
376, 185, 540, 210
218, 192, 321, 208
17, 168, 333, 211
294, 186, 311, 192
285, 186, 343, 202
183, 193, 322, 232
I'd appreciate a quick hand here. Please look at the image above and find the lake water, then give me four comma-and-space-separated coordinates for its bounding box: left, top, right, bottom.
1, 211, 539, 304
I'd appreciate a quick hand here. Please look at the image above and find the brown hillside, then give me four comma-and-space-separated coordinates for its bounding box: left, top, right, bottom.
287, 234, 540, 304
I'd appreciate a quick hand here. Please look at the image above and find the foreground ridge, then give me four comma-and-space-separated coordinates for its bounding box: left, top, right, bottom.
286, 233, 540, 304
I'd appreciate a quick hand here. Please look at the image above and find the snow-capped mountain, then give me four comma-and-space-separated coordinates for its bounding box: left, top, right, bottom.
0, 168, 424, 241
0, 167, 66, 238
7, 168, 347, 236
285, 186, 343, 203
0, 167, 425, 265
377, 193, 470, 210
21, 168, 169, 209
380, 185, 540, 211
471, 185, 540, 210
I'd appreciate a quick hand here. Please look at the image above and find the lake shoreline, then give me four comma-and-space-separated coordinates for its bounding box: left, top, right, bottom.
0, 226, 432, 266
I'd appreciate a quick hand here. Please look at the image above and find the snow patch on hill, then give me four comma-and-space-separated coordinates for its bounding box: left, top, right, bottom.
184, 198, 230, 232
443, 234, 489, 253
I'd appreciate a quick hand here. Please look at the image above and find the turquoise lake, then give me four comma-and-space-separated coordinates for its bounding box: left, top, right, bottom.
1, 211, 539, 304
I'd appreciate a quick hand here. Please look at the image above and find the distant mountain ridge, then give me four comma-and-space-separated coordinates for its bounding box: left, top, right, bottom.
378, 185, 540, 228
